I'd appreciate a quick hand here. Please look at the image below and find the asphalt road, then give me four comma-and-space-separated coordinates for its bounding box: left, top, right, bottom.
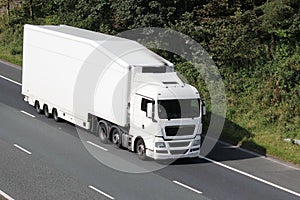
0, 60, 299, 200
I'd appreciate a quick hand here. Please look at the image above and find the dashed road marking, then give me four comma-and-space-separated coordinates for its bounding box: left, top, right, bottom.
173, 180, 203, 194
20, 110, 35, 118
14, 144, 32, 155
87, 141, 108, 152
0, 189, 14, 200
88, 185, 115, 199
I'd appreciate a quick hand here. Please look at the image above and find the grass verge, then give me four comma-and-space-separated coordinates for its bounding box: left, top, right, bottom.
0, 46, 22, 66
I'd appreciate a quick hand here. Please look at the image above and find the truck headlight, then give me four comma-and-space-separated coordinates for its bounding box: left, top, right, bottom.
193, 139, 201, 146
155, 142, 166, 148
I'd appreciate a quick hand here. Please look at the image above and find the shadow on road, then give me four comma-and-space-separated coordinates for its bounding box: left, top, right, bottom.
171, 112, 266, 165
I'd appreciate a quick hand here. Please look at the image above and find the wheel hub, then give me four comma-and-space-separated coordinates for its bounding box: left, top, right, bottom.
138, 144, 145, 155
112, 134, 119, 144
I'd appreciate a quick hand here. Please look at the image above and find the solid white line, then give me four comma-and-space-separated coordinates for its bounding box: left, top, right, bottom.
88, 185, 115, 199
14, 144, 32, 155
173, 180, 203, 194
87, 141, 108, 152
0, 189, 14, 200
20, 110, 35, 118
200, 156, 300, 198
0, 75, 21, 86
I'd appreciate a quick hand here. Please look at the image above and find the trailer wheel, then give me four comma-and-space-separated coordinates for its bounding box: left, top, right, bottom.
35, 101, 42, 114
98, 123, 109, 144
43, 105, 51, 118
52, 108, 61, 122
111, 128, 122, 148
136, 138, 146, 160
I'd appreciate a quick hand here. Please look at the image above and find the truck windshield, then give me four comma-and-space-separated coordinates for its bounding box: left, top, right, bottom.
157, 99, 200, 119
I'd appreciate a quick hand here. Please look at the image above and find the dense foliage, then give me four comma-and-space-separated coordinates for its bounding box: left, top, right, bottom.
0, 0, 299, 163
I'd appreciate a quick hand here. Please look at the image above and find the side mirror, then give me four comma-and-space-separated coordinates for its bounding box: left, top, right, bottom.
146, 103, 153, 118
202, 100, 206, 116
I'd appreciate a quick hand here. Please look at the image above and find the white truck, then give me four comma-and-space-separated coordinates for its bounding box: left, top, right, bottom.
22, 24, 205, 160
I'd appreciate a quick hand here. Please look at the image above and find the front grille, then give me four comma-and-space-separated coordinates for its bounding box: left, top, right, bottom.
170, 149, 188, 155
156, 150, 168, 154
168, 141, 190, 147
165, 125, 195, 137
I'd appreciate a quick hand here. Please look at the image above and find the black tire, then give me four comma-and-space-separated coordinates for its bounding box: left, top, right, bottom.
98, 123, 109, 144
43, 105, 51, 118
136, 138, 146, 160
35, 101, 42, 114
52, 108, 61, 122
111, 128, 122, 148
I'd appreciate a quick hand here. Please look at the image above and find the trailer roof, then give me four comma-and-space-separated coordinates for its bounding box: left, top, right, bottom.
41, 25, 123, 42
30, 25, 172, 67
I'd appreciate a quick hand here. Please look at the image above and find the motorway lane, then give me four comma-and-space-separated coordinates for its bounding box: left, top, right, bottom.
1, 61, 300, 200
157, 158, 300, 200
0, 139, 107, 200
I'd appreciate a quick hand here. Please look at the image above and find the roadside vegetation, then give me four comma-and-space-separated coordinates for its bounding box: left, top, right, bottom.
0, 0, 299, 164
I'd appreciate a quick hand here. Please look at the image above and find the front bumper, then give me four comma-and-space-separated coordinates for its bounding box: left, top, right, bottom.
146, 137, 200, 160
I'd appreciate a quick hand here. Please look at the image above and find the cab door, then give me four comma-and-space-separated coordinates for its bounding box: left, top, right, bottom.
130, 94, 153, 137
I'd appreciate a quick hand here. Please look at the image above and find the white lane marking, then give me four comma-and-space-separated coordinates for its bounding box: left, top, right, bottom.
88, 185, 115, 199
0, 75, 21, 86
173, 180, 203, 194
14, 144, 32, 155
87, 141, 108, 152
201, 156, 300, 198
20, 110, 35, 118
0, 189, 14, 200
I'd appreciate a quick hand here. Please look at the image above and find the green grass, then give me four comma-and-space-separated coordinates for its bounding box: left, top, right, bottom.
220, 87, 300, 164
216, 58, 300, 165
0, 45, 22, 66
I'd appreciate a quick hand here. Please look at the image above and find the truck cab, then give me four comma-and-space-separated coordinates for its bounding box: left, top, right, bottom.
129, 71, 204, 160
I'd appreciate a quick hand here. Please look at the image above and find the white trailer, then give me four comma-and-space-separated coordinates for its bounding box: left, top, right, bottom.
22, 24, 205, 160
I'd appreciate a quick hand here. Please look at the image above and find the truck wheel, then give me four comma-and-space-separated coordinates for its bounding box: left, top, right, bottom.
35, 101, 42, 114
136, 139, 146, 160
98, 123, 109, 144
52, 108, 61, 122
111, 128, 122, 148
43, 105, 51, 118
